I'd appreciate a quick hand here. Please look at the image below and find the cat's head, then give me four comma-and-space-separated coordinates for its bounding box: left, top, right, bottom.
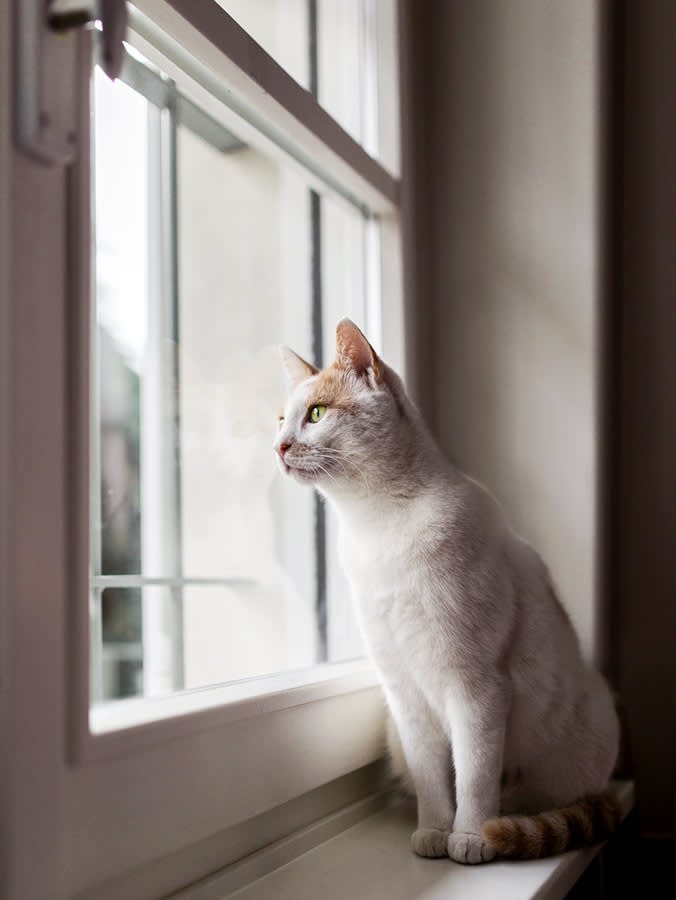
274, 319, 410, 493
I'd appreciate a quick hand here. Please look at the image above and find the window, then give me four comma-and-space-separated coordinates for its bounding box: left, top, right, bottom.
3, 1, 403, 897
91, 12, 387, 716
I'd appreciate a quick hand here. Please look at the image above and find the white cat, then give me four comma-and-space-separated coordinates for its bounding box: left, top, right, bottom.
274, 318, 619, 864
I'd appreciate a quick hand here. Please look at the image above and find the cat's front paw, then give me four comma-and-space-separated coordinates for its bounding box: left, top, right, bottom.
411, 827, 450, 858
448, 831, 496, 864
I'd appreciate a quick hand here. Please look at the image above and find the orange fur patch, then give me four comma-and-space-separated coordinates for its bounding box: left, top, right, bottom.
481, 788, 620, 859
306, 365, 360, 412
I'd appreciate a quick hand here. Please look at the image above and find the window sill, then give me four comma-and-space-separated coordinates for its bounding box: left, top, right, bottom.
90, 659, 378, 734
79, 659, 381, 762
198, 781, 634, 900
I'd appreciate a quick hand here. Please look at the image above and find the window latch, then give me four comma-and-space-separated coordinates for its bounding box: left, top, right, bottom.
14, 0, 128, 166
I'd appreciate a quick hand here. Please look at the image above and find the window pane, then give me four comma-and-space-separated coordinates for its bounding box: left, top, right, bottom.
91, 68, 148, 702
320, 193, 379, 662
91, 47, 374, 709
317, 0, 377, 156
100, 588, 143, 698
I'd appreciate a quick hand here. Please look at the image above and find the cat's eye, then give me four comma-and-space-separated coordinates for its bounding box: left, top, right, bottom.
309, 404, 327, 423
278, 416, 285, 430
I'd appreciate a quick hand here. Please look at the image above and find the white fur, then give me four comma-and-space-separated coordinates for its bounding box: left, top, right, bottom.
274, 322, 619, 864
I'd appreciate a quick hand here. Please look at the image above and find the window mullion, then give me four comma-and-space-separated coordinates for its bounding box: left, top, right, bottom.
90, 98, 105, 703
310, 188, 327, 664
140, 93, 184, 695
166, 80, 186, 691
308, 0, 328, 664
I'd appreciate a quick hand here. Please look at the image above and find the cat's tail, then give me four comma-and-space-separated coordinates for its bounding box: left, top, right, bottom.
481, 788, 620, 860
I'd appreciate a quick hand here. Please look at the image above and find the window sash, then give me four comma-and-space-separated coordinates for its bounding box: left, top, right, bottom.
73, 0, 403, 764
89, 38, 380, 707
2, 2, 404, 896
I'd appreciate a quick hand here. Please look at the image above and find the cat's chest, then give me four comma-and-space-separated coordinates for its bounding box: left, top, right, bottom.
339, 521, 418, 590
338, 519, 436, 627
339, 523, 456, 692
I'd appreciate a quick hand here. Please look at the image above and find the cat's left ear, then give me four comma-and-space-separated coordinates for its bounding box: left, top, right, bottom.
334, 318, 381, 387
279, 346, 319, 386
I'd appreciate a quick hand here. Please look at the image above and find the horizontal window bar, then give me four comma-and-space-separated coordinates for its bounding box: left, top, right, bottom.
114, 44, 247, 154
101, 643, 143, 660
91, 575, 256, 588
118, 44, 169, 107
176, 91, 245, 153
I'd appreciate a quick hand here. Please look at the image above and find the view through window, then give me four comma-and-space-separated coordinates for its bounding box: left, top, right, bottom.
90, 8, 384, 706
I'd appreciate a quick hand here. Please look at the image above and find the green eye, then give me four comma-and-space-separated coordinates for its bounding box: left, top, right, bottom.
309, 404, 327, 423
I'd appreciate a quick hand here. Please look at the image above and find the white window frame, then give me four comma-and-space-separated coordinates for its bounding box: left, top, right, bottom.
1, 1, 406, 897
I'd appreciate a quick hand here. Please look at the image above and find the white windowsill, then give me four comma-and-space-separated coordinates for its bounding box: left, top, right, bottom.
89, 658, 379, 734
206, 781, 634, 900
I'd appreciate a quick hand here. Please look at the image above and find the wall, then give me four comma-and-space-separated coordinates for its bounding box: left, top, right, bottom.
406, 0, 676, 839
421, 0, 601, 659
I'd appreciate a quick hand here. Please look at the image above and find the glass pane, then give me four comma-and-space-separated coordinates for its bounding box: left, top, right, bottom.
182, 584, 317, 689
99, 588, 143, 699
319, 193, 378, 662
91, 46, 374, 709
317, 0, 377, 155
91, 68, 148, 703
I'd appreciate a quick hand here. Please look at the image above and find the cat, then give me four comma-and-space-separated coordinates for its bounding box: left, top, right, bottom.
274, 318, 620, 864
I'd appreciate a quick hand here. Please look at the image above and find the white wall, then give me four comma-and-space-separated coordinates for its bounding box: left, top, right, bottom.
426, 1, 600, 658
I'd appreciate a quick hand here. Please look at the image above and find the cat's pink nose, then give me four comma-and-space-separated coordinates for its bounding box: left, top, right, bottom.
277, 442, 291, 459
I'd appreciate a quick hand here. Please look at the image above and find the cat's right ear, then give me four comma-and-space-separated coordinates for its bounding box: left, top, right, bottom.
279, 346, 319, 386
334, 318, 381, 386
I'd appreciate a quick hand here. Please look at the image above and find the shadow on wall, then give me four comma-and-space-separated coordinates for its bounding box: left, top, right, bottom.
422, 0, 599, 658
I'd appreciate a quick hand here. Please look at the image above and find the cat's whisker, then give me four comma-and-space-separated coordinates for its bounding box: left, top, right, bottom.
317, 447, 373, 498
313, 461, 339, 485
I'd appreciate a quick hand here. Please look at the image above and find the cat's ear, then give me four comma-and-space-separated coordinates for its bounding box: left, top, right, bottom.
335, 318, 381, 385
279, 346, 319, 386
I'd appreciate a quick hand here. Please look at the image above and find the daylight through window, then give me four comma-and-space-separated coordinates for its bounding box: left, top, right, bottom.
90, 7, 385, 708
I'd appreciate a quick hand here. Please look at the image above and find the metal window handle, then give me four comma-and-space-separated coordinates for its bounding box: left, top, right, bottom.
14, 0, 128, 166
97, 0, 129, 80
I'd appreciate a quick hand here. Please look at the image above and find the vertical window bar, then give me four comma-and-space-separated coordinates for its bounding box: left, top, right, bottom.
364, 213, 382, 349
308, 0, 319, 101
310, 191, 327, 664
309, 0, 328, 663
166, 81, 185, 691
141, 86, 184, 695
90, 122, 105, 702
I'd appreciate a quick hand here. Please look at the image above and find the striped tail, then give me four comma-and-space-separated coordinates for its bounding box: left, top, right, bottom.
481, 788, 620, 860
